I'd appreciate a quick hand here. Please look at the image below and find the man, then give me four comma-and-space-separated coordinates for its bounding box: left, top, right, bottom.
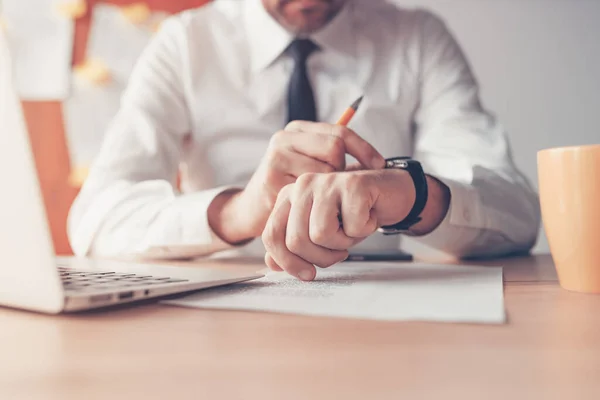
68, 0, 540, 281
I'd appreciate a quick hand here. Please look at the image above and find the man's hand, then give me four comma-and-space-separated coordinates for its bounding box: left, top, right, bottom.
208, 121, 385, 244
262, 169, 451, 281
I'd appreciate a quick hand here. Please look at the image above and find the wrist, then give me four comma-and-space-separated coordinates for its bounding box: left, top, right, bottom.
375, 170, 450, 235
375, 169, 416, 226
207, 189, 258, 245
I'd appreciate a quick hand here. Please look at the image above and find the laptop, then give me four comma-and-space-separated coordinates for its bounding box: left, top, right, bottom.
0, 30, 262, 314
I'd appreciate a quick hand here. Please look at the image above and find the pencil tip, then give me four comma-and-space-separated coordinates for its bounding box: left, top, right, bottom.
351, 95, 364, 111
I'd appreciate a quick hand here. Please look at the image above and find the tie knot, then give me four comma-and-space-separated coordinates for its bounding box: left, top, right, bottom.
287, 39, 319, 63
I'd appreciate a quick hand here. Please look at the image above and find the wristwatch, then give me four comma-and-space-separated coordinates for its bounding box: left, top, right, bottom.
377, 157, 428, 235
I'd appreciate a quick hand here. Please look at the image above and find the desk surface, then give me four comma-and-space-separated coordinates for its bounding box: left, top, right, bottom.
2, 255, 600, 400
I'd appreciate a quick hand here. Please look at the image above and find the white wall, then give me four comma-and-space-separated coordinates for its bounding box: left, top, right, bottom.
394, 0, 600, 254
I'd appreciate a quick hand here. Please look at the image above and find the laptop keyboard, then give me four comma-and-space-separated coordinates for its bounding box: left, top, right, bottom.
58, 267, 189, 293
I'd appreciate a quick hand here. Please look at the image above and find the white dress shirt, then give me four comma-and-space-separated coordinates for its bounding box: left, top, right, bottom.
68, 0, 540, 259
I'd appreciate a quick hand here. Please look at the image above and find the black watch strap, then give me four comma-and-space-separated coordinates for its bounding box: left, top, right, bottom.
378, 157, 428, 234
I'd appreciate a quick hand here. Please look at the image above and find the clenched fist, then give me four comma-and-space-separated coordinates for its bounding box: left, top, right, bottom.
262, 169, 420, 281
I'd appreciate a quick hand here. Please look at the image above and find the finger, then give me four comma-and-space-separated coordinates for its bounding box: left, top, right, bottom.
286, 189, 348, 268
285, 121, 385, 170
340, 185, 378, 238
274, 149, 336, 178
271, 128, 345, 171
289, 133, 347, 171
264, 253, 283, 272
308, 191, 357, 251
262, 189, 316, 281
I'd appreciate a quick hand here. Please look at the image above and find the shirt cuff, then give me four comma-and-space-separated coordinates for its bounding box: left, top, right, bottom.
413, 177, 484, 252
141, 186, 246, 259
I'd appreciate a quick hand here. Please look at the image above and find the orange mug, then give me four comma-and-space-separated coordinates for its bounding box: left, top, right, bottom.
538, 144, 600, 293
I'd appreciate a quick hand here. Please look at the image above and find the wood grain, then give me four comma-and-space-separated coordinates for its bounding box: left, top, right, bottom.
22, 0, 211, 255
0, 255, 598, 400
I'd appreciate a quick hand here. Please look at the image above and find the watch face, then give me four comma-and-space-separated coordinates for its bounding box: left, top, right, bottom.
377, 227, 410, 235
385, 159, 410, 169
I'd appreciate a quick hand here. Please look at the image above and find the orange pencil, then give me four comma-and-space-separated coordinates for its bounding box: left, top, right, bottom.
336, 95, 363, 126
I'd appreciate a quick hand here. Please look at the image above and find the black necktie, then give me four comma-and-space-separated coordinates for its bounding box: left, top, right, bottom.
286, 39, 319, 124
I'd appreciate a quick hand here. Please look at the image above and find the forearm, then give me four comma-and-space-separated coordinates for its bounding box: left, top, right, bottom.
69, 181, 240, 258
412, 170, 541, 258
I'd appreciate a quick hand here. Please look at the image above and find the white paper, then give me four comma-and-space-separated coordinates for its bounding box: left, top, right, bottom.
1, 0, 73, 100
163, 262, 506, 324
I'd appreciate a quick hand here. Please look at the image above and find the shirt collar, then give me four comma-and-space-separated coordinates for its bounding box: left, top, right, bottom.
244, 0, 356, 73
244, 0, 294, 73
310, 3, 356, 63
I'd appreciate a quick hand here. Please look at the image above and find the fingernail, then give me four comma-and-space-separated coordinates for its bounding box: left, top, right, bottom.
372, 155, 385, 169
298, 269, 314, 281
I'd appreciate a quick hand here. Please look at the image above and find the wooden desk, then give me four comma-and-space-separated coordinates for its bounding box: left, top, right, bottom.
1, 255, 600, 400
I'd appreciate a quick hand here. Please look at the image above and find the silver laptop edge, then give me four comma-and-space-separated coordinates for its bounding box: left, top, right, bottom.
0, 29, 262, 314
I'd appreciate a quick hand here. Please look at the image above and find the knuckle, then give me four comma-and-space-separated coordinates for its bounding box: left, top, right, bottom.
323, 170, 337, 183
332, 125, 350, 139
318, 173, 337, 192
261, 229, 275, 250
265, 146, 280, 163
296, 172, 317, 187
278, 183, 294, 198
291, 181, 307, 199
346, 173, 367, 191
344, 224, 366, 238
284, 121, 302, 131
285, 233, 303, 253
328, 136, 346, 159
265, 254, 281, 271
269, 130, 287, 147
265, 153, 291, 177
309, 225, 329, 245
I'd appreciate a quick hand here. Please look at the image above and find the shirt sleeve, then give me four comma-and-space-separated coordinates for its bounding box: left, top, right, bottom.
67, 17, 239, 258
410, 11, 541, 258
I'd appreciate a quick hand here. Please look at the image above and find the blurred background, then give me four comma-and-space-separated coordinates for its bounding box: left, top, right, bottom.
3, 0, 600, 255
396, 0, 600, 256
2, 0, 211, 255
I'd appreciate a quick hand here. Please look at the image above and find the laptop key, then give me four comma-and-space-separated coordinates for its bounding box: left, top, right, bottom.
91, 284, 123, 289
85, 272, 116, 276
